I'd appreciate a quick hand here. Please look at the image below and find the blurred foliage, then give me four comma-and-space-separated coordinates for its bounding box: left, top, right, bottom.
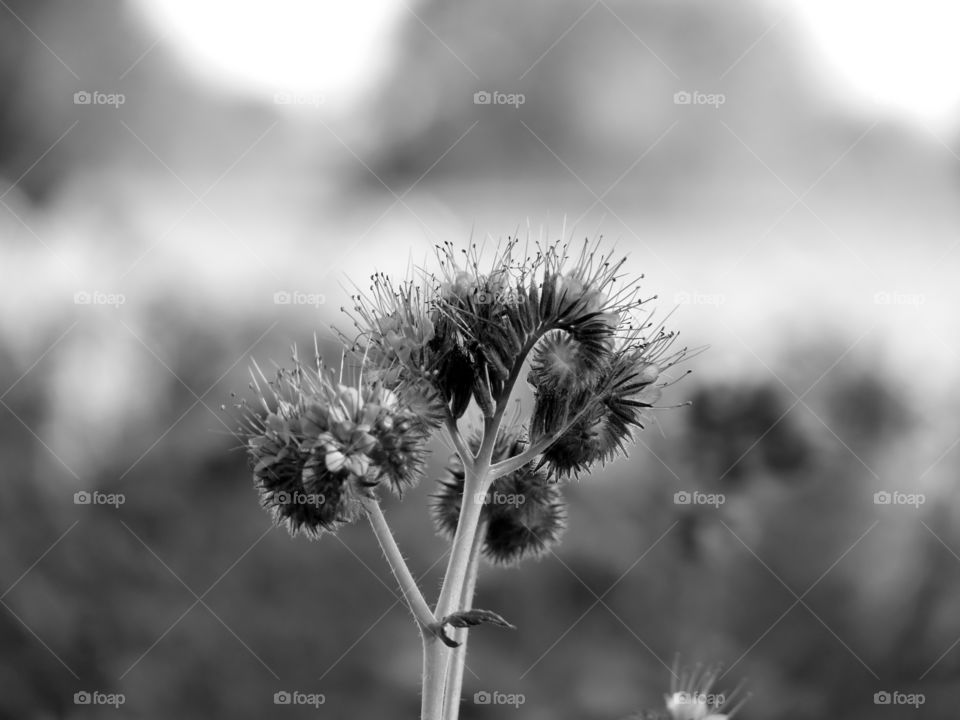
2, 305, 959, 719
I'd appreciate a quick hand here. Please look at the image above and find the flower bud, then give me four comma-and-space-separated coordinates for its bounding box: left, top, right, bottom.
431, 427, 567, 565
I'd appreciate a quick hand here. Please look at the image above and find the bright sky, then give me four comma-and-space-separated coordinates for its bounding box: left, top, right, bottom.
136, 0, 960, 129
785, 0, 960, 130
136, 0, 404, 108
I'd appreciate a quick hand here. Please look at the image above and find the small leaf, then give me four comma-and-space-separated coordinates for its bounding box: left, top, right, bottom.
441, 608, 516, 631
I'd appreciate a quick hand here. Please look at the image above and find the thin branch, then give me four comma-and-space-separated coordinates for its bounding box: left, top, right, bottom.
364, 499, 437, 632
488, 392, 606, 480
488, 433, 553, 480
445, 413, 475, 471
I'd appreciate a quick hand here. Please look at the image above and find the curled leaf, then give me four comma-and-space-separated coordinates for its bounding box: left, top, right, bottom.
442, 608, 516, 630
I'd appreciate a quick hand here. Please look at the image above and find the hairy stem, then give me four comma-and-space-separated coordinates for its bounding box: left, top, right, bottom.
422, 460, 490, 719
364, 499, 437, 632
441, 519, 485, 720
365, 500, 445, 720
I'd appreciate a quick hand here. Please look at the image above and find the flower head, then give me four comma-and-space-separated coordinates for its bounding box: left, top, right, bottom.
531, 332, 683, 478
431, 425, 567, 565
237, 346, 433, 538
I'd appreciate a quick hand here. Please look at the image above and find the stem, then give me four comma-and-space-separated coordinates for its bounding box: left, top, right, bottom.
422, 462, 489, 719
441, 519, 485, 720
366, 500, 446, 720
422, 635, 446, 720
364, 499, 437, 632
423, 337, 539, 718
436, 416, 500, 617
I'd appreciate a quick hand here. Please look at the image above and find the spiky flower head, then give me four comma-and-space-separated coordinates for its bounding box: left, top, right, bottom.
432, 425, 567, 565
531, 339, 669, 478
237, 345, 431, 538
344, 235, 690, 473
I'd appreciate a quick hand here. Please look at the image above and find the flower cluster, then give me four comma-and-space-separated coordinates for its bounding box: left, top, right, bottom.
248, 236, 690, 543
345, 238, 687, 443
431, 426, 567, 565
238, 348, 429, 538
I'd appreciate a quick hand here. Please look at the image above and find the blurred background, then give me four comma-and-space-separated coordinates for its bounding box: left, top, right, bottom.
2, 0, 960, 717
